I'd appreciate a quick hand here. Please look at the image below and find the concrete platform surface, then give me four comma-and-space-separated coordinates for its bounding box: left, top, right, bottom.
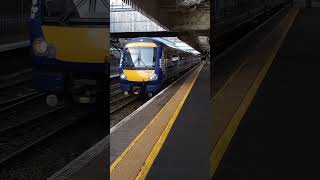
213, 7, 320, 180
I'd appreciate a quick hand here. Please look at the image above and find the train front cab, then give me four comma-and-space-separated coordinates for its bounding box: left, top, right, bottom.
119, 40, 163, 97
30, 0, 108, 106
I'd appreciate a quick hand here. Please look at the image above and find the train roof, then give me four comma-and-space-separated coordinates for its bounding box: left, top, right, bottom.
126, 37, 193, 54
126, 37, 163, 45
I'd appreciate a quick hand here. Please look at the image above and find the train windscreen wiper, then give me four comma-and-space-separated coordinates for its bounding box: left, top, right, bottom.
43, 1, 67, 25
100, 0, 109, 9
136, 54, 151, 69
59, 0, 89, 23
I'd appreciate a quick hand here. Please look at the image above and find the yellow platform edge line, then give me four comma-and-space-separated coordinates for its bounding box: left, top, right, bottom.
110, 91, 172, 172
135, 63, 204, 180
110, 64, 202, 173
209, 8, 300, 178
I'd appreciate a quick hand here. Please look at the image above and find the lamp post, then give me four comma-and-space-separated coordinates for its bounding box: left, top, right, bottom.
22, 0, 24, 17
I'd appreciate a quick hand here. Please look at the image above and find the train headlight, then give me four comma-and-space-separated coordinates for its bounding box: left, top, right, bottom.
120, 73, 127, 80
33, 38, 48, 55
150, 74, 158, 81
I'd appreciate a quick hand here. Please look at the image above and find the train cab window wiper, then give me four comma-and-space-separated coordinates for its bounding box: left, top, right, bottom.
61, 0, 109, 23
43, 0, 84, 25
59, 0, 88, 23
136, 54, 150, 69
100, 0, 109, 9
129, 50, 148, 69
43, 0, 109, 25
43, 0, 68, 25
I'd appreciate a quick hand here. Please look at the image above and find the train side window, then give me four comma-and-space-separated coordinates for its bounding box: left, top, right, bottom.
159, 51, 165, 67
167, 55, 174, 67
163, 48, 170, 67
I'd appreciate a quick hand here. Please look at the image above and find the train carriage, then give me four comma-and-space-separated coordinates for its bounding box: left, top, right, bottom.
119, 37, 201, 97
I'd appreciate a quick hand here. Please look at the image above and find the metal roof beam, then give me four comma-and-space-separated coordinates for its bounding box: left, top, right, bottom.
110, 30, 209, 38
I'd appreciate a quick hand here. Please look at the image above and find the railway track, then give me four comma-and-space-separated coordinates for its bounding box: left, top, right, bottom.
0, 92, 56, 131
110, 82, 122, 97
111, 89, 122, 97
109, 65, 198, 115
110, 81, 140, 114
0, 71, 72, 165
110, 82, 120, 90
110, 95, 138, 114
0, 105, 88, 164
0, 68, 59, 133
0, 68, 32, 89
0, 72, 134, 165
0, 91, 45, 113
0, 68, 36, 105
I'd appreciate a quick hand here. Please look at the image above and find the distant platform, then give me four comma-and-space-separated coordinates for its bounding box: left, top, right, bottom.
0, 40, 30, 53
110, 74, 119, 78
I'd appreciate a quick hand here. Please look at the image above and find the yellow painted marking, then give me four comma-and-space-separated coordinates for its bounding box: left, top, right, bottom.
135, 64, 204, 180
210, 8, 300, 178
126, 42, 158, 48
110, 107, 166, 173
42, 26, 108, 63
110, 64, 202, 174
124, 70, 155, 82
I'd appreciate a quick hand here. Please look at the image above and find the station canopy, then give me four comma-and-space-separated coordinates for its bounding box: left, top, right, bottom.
110, 0, 200, 55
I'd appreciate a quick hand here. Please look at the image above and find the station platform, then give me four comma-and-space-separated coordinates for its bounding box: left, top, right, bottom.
0, 32, 29, 52
49, 62, 210, 179
0, 32, 31, 76
212, 7, 320, 179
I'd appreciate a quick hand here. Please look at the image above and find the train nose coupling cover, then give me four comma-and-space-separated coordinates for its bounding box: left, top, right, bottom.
132, 86, 141, 94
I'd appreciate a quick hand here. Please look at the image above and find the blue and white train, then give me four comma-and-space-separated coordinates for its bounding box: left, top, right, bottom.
119, 37, 201, 97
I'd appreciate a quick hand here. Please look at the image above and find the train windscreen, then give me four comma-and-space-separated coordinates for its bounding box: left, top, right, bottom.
123, 47, 157, 70
42, 0, 109, 25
